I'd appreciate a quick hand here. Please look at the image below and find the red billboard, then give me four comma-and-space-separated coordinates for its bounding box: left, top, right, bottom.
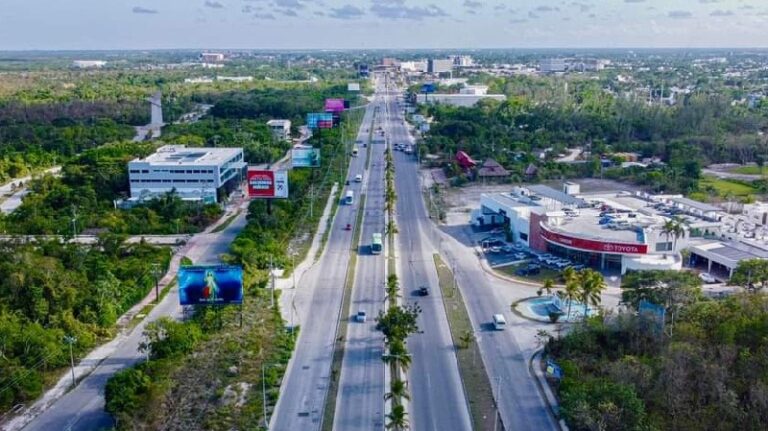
540, 224, 648, 254
247, 169, 289, 199
324, 98, 346, 113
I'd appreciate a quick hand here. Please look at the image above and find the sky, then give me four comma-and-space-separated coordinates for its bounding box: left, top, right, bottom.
2, 0, 768, 50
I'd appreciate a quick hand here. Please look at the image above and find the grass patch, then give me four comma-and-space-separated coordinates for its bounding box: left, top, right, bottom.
211, 210, 242, 233
699, 175, 758, 198
496, 263, 562, 284
433, 254, 497, 431
731, 166, 764, 175
127, 275, 178, 331
321, 193, 366, 431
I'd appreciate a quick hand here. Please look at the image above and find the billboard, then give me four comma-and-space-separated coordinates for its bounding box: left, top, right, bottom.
422, 82, 436, 93
178, 265, 244, 305
348, 83, 360, 92
247, 169, 289, 199
307, 112, 334, 129
292, 146, 321, 168
324, 98, 346, 113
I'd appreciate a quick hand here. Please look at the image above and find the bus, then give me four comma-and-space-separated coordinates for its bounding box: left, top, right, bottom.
344, 190, 354, 205
352, 145, 359, 157
371, 233, 383, 255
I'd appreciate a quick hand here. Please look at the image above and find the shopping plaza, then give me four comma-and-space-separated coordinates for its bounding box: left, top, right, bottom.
473, 183, 768, 279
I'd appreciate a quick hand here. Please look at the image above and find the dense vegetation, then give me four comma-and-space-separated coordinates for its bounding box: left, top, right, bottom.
418, 75, 768, 193
0, 142, 222, 235
547, 270, 768, 431
0, 239, 170, 410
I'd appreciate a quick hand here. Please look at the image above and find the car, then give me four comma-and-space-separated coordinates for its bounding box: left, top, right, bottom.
513, 252, 527, 260
344, 223, 351, 231
570, 264, 586, 271
355, 174, 363, 182
355, 310, 367, 322
699, 272, 718, 284
501, 245, 515, 253
489, 246, 502, 253
417, 286, 429, 296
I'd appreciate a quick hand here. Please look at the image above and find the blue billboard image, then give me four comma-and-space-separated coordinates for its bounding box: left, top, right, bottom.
178, 265, 244, 305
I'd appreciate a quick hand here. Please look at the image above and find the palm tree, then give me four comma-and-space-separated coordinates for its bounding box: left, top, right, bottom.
385, 274, 401, 302
385, 405, 409, 430
662, 217, 685, 252
383, 338, 412, 372
384, 379, 410, 403
542, 278, 555, 297
561, 267, 578, 319
577, 269, 606, 320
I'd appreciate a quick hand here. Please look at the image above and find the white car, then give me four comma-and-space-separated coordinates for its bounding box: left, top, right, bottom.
355, 174, 363, 183
699, 272, 718, 284
355, 310, 367, 323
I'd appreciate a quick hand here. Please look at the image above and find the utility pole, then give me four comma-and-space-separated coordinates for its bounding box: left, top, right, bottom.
151, 263, 161, 303
269, 255, 275, 308
493, 376, 502, 431
262, 364, 268, 429
64, 336, 77, 388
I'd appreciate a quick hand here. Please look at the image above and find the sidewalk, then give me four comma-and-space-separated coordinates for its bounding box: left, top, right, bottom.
277, 183, 340, 326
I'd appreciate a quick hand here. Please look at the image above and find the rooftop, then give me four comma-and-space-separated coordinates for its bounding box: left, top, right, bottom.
547, 208, 647, 244
669, 196, 722, 213
527, 184, 588, 208
267, 119, 291, 127
132, 145, 242, 166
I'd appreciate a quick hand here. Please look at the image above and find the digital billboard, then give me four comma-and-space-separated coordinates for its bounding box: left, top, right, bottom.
247, 169, 289, 199
348, 83, 360, 92
291, 146, 321, 168
324, 98, 346, 113
307, 112, 334, 129
178, 265, 244, 306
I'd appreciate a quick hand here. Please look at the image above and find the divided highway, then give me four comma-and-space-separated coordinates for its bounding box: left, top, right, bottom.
269, 95, 377, 430
385, 81, 473, 431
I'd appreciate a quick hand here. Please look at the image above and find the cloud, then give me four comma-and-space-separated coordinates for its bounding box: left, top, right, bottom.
314, 10, 325, 16
277, 8, 298, 16
204, 1, 224, 9
510, 18, 527, 24
330, 4, 365, 19
494, 4, 506, 11
132, 6, 158, 14
668, 10, 692, 19
463, 0, 483, 8
535, 6, 558, 12
370, 3, 448, 20
699, 0, 720, 3
739, 5, 755, 10
274, 0, 305, 9
528, 11, 539, 19
253, 12, 276, 19
710, 9, 734, 17
571, 2, 592, 13
624, 0, 645, 3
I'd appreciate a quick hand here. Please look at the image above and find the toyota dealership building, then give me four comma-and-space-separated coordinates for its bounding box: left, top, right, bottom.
474, 184, 685, 274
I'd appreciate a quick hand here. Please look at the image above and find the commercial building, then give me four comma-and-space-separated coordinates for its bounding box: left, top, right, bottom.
474, 185, 686, 274
201, 52, 225, 63
452, 55, 475, 68
539, 58, 567, 73
73, 60, 107, 68
428, 58, 454, 74
267, 120, 292, 141
128, 145, 246, 203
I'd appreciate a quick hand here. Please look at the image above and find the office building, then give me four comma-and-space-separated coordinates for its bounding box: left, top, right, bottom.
540, 58, 567, 73
73, 60, 107, 68
128, 145, 246, 203
201, 52, 225, 63
267, 120, 292, 141
428, 58, 454, 74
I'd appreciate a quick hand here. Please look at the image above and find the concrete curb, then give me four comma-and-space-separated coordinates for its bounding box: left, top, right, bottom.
530, 349, 569, 431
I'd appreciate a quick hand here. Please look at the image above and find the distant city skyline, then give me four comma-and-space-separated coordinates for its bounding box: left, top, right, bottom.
2, 0, 768, 50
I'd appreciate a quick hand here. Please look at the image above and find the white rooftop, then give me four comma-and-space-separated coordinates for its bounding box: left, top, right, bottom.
132, 145, 242, 166
267, 119, 291, 127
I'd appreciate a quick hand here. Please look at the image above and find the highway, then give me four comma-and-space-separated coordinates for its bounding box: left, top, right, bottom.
333, 82, 387, 430
15, 204, 250, 431
269, 93, 376, 430
384, 80, 473, 431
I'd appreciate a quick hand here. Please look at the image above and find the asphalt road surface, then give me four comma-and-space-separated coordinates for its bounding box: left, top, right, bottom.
384, 80, 473, 431
19, 207, 250, 431
333, 87, 387, 430
269, 95, 376, 431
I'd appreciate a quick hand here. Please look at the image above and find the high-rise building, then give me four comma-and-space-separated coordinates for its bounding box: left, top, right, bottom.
540, 58, 567, 73
428, 58, 453, 74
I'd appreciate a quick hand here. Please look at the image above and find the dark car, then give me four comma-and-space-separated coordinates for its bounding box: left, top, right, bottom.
417, 286, 429, 296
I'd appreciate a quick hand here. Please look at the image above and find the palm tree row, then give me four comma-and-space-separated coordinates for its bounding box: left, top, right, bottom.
384, 147, 397, 235
380, 273, 413, 430
560, 267, 607, 321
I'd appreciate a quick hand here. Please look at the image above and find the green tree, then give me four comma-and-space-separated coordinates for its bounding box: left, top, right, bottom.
385, 404, 409, 431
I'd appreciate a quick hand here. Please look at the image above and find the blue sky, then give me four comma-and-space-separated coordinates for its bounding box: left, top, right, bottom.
2, 0, 768, 50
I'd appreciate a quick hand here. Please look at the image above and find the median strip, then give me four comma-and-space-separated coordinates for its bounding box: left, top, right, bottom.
433, 254, 499, 431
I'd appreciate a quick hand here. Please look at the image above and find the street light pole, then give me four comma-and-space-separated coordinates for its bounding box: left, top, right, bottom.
64, 336, 77, 388
151, 263, 161, 303
493, 376, 502, 431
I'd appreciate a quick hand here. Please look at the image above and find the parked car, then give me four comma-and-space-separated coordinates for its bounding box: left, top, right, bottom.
355, 310, 367, 322
513, 253, 527, 260
489, 246, 502, 253
501, 245, 515, 254
699, 272, 718, 284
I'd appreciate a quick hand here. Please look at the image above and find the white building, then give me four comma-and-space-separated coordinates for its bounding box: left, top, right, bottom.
400, 61, 428, 73
201, 52, 225, 63
459, 85, 489, 95
428, 58, 454, 74
128, 145, 246, 203
267, 120, 292, 141
452, 55, 475, 68
217, 76, 253, 82
73, 60, 107, 68
540, 58, 567, 73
